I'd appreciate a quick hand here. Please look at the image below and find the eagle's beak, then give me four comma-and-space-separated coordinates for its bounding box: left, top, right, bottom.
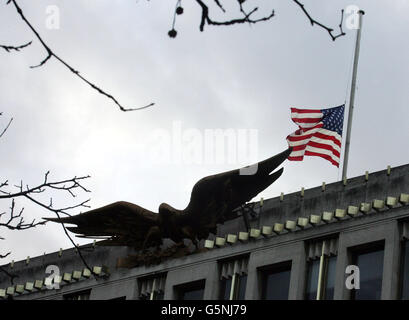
239, 147, 292, 176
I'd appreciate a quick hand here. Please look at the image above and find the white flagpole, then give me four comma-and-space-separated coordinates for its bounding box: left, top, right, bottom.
342, 10, 365, 181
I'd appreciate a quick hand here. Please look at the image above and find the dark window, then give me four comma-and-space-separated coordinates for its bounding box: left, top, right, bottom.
260, 261, 292, 300
182, 288, 204, 300
138, 275, 166, 300
350, 243, 384, 300
220, 278, 232, 300
400, 240, 409, 299
139, 291, 164, 300
153, 291, 164, 300
63, 289, 91, 300
305, 259, 320, 300
219, 256, 249, 300
324, 256, 336, 299
176, 280, 206, 300
305, 256, 336, 300
220, 274, 247, 300
236, 275, 247, 300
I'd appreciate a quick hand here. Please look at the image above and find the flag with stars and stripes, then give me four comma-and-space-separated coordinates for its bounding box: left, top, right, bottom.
286, 105, 345, 167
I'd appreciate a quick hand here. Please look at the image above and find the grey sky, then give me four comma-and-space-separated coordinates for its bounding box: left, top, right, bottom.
1, 0, 408, 263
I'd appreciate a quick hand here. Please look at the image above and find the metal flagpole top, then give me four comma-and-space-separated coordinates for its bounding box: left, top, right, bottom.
341, 10, 365, 181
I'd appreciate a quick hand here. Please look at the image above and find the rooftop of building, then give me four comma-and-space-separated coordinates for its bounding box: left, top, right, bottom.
1, 163, 408, 298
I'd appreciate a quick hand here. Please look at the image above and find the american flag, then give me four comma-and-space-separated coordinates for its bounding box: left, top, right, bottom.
286, 105, 345, 167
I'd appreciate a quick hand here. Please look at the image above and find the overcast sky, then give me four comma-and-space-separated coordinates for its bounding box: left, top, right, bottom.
1, 0, 408, 263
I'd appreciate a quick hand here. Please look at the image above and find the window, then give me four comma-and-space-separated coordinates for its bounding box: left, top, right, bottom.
176, 280, 206, 300
305, 238, 338, 300
323, 256, 336, 299
306, 256, 336, 300
220, 277, 232, 300
260, 261, 292, 300
220, 274, 247, 300
219, 256, 248, 300
400, 226, 409, 299
63, 289, 91, 300
138, 274, 166, 300
401, 239, 409, 299
305, 259, 320, 300
350, 241, 384, 300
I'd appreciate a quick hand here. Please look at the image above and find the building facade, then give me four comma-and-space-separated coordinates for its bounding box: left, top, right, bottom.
1, 164, 408, 300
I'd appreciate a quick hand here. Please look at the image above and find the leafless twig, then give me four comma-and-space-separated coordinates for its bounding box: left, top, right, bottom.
0, 173, 91, 226
195, 0, 275, 32
0, 171, 97, 278
0, 252, 11, 259
169, 0, 345, 42
0, 117, 13, 138
0, 41, 32, 52
0, 172, 91, 204
213, 0, 226, 13
0, 113, 96, 279
0, 199, 46, 231
6, 0, 154, 112
292, 0, 345, 41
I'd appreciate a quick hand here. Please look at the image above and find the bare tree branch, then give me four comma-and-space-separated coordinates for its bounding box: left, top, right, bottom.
0, 172, 98, 278
0, 117, 13, 138
0, 181, 7, 189
6, 0, 154, 112
0, 252, 11, 259
30, 197, 97, 277
23, 192, 97, 277
168, 0, 345, 42
0, 112, 98, 280
0, 172, 91, 202
213, 0, 226, 13
0, 171, 98, 277
0, 41, 32, 52
291, 0, 345, 41
195, 0, 275, 32
0, 199, 46, 231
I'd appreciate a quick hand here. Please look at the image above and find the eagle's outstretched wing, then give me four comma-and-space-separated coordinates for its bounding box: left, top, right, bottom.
44, 201, 160, 248
44, 149, 291, 249
183, 148, 291, 238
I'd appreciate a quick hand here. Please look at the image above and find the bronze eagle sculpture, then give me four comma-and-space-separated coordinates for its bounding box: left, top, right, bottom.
45, 148, 291, 251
